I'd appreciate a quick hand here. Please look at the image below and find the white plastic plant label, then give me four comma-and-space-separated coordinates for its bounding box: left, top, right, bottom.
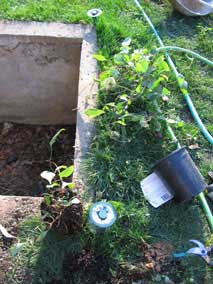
140, 172, 174, 208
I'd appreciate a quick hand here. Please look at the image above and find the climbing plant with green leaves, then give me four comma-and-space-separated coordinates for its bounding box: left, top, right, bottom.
86, 39, 174, 138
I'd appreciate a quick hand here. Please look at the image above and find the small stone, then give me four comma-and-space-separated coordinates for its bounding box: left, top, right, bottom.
162, 95, 169, 102
145, 262, 154, 269
188, 144, 200, 150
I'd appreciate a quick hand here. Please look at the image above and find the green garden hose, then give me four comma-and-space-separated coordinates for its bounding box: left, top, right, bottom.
155, 45, 213, 144
198, 192, 213, 232
155, 46, 213, 67
134, 0, 213, 145
133, 0, 213, 231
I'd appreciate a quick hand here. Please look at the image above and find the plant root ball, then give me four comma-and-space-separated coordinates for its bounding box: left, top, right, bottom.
41, 198, 83, 235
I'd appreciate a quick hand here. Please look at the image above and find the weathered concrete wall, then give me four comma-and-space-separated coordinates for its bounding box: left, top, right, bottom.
0, 21, 96, 125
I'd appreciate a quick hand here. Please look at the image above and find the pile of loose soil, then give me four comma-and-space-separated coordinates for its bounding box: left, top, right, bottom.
62, 249, 111, 284
0, 122, 76, 196
115, 240, 185, 284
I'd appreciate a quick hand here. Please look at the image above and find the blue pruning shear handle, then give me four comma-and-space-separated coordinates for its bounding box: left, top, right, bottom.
174, 240, 213, 266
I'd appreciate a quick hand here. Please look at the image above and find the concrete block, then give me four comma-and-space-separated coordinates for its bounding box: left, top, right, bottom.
0, 21, 97, 126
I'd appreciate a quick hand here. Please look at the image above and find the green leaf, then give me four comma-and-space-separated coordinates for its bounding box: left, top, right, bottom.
131, 52, 141, 61
99, 70, 111, 81
44, 195, 52, 206
59, 165, 74, 178
68, 182, 75, 189
93, 54, 106, 61
85, 108, 105, 118
177, 121, 185, 128
111, 69, 120, 78
136, 84, 142, 93
46, 182, 60, 189
154, 56, 170, 73
162, 87, 170, 96
116, 102, 125, 113
116, 120, 126, 126
135, 59, 149, 73
114, 53, 125, 65
49, 128, 66, 147
150, 78, 163, 90
158, 61, 170, 72
10, 243, 24, 257
119, 94, 128, 101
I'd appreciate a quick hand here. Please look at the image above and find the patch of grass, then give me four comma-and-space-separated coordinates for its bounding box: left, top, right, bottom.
84, 132, 174, 201
6, 216, 84, 284
90, 201, 150, 262
6, 202, 149, 283
1, 0, 213, 283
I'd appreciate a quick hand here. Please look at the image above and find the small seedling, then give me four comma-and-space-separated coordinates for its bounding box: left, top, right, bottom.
49, 128, 66, 162
40, 161, 82, 234
39, 129, 82, 235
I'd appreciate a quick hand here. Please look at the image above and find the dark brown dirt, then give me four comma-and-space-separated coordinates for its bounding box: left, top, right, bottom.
0, 122, 76, 196
62, 249, 111, 284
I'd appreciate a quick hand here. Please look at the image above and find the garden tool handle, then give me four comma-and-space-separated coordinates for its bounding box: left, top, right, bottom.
202, 255, 213, 266
202, 245, 213, 266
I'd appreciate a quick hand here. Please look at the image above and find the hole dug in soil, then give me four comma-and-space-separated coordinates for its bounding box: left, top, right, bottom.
0, 122, 76, 196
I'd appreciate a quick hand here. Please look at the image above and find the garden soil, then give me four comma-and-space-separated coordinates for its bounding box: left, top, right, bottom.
0, 122, 76, 196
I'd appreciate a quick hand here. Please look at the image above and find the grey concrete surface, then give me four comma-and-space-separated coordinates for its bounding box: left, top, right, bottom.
0, 21, 97, 126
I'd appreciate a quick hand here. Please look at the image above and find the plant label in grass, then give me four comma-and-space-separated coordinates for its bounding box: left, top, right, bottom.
140, 173, 174, 208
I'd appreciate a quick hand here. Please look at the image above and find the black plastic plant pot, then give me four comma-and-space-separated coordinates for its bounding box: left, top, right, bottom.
152, 147, 207, 202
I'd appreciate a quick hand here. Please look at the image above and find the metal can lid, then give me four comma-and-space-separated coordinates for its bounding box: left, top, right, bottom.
89, 202, 117, 228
